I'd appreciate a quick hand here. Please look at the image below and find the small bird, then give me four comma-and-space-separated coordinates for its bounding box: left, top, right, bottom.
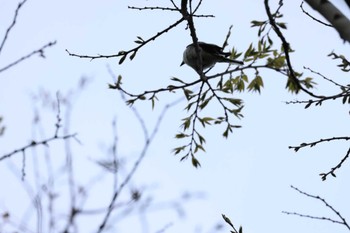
181, 42, 243, 73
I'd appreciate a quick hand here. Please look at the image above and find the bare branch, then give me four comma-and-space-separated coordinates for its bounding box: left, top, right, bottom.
66, 18, 184, 63
96, 70, 183, 233
289, 136, 350, 152
304, 0, 350, 42
300, 1, 332, 27
319, 147, 350, 181
304, 66, 346, 88
284, 186, 350, 230
128, 5, 178, 12
0, 0, 28, 55
0, 41, 57, 74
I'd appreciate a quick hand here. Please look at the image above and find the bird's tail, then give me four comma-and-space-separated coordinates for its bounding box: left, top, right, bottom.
218, 56, 244, 65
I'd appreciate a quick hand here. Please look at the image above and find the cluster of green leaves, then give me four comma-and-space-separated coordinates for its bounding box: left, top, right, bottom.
171, 78, 244, 167
251, 15, 316, 94
328, 51, 350, 72
110, 9, 320, 167
222, 214, 243, 233
118, 36, 145, 64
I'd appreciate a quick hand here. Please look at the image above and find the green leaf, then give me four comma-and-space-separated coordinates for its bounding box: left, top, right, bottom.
196, 131, 206, 144
199, 96, 213, 110
201, 117, 214, 125
183, 88, 194, 100
244, 43, 253, 59
222, 214, 234, 228
247, 76, 264, 93
222, 124, 234, 138
129, 51, 137, 60
134, 40, 143, 44
151, 97, 155, 109
175, 133, 189, 139
173, 146, 186, 155
118, 54, 127, 65
184, 101, 196, 111
191, 156, 201, 168
285, 76, 301, 94
171, 77, 186, 84
251, 20, 265, 27
199, 99, 210, 110
117, 75, 122, 86
224, 98, 243, 107
304, 100, 313, 109
194, 143, 205, 153
342, 95, 348, 104
277, 22, 287, 29
126, 98, 136, 106
229, 106, 244, 119
181, 117, 192, 130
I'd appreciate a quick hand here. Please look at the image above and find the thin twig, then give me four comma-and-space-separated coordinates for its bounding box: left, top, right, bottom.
0, 0, 28, 55
96, 69, 183, 233
289, 136, 350, 152
264, 0, 322, 98
319, 147, 350, 181
128, 6, 178, 12
66, 18, 184, 61
304, 66, 346, 88
284, 186, 350, 230
0, 133, 77, 162
300, 1, 332, 27
0, 41, 57, 73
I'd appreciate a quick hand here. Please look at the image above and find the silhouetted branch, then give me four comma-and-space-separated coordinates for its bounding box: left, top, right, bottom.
289, 136, 350, 152
300, 1, 332, 27
304, 0, 350, 42
66, 18, 184, 64
289, 136, 350, 180
128, 5, 178, 12
283, 186, 350, 230
0, 0, 28, 55
264, 0, 321, 98
319, 147, 350, 181
0, 41, 57, 73
304, 66, 345, 88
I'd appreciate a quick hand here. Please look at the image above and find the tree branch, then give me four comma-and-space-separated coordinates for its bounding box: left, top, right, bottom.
0, 0, 28, 55
304, 0, 350, 42
0, 41, 57, 74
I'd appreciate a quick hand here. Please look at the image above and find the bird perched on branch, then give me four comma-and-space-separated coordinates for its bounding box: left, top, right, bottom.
181, 42, 243, 73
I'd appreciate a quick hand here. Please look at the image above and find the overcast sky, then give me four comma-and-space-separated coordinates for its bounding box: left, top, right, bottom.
1, 1, 350, 233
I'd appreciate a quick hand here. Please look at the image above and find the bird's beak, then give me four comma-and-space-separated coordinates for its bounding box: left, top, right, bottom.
180, 61, 185, 66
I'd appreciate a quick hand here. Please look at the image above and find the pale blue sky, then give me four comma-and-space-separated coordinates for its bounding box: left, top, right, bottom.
0, 0, 350, 233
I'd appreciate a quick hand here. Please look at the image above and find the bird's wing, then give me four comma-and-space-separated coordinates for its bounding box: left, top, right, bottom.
198, 42, 223, 55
